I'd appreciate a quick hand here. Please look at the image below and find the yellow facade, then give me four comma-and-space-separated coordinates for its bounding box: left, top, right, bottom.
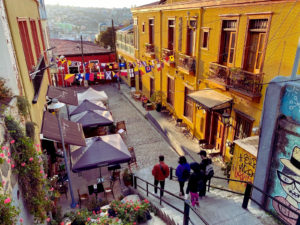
132, 0, 300, 159
4, 0, 50, 141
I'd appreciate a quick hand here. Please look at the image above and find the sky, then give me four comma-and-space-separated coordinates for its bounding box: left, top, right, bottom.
44, 0, 156, 8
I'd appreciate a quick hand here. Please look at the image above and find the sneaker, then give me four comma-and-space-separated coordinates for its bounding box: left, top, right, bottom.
179, 193, 184, 197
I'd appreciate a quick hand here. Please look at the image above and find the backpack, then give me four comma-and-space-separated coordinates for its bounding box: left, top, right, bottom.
182, 168, 190, 180
205, 164, 214, 179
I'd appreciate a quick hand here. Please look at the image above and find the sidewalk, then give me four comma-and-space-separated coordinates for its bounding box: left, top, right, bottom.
119, 84, 227, 188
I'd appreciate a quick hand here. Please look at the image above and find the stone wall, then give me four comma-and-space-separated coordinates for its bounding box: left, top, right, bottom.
0, 97, 35, 225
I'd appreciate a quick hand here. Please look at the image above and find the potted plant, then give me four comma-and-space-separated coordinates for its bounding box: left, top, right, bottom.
122, 168, 132, 186
150, 91, 165, 112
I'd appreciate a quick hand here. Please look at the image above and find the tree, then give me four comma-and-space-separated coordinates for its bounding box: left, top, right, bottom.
99, 27, 115, 49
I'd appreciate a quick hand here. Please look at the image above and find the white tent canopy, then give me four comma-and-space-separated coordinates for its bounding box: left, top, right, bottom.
77, 88, 108, 105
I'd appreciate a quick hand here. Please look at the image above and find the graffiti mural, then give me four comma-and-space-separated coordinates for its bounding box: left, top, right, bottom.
229, 137, 257, 193
266, 84, 300, 225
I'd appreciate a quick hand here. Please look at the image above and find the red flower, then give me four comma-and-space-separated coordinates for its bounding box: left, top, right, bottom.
21, 162, 26, 167
4, 198, 11, 204
20, 218, 23, 223
87, 217, 91, 221
10, 140, 15, 144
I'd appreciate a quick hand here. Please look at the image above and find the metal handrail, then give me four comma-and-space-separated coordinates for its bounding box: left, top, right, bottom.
132, 174, 209, 225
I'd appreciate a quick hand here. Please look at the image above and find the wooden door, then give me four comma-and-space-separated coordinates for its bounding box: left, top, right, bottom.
215, 118, 225, 151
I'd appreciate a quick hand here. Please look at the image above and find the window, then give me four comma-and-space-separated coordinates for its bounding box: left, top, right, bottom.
134, 18, 139, 49
186, 20, 196, 56
244, 19, 269, 73
142, 23, 145, 33
178, 17, 182, 52
89, 60, 99, 73
201, 28, 209, 49
219, 20, 237, 66
234, 110, 254, 140
69, 61, 80, 74
38, 19, 45, 51
149, 19, 154, 45
168, 19, 175, 50
167, 76, 175, 106
139, 74, 143, 91
18, 19, 35, 72
150, 77, 155, 98
184, 87, 194, 121
30, 20, 41, 60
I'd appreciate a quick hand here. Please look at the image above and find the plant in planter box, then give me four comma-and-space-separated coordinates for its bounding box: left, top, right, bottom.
122, 168, 132, 186
150, 91, 166, 112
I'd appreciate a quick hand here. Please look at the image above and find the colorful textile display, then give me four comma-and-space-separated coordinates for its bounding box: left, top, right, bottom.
64, 74, 75, 83
105, 71, 112, 80
129, 69, 134, 78
120, 69, 128, 76
157, 63, 161, 71
85, 73, 90, 81
145, 66, 152, 73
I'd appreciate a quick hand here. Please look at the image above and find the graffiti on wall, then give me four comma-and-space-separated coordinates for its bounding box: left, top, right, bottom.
266, 84, 300, 225
229, 145, 257, 192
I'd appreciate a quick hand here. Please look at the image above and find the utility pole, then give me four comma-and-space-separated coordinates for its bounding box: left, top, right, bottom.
81, 35, 87, 87
112, 19, 120, 90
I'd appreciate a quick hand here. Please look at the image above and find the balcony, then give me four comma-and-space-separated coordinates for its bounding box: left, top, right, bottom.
144, 43, 155, 59
177, 53, 196, 76
208, 62, 230, 85
162, 48, 175, 67
208, 62, 264, 102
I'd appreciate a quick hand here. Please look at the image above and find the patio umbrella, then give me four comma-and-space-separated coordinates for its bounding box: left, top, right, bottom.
70, 110, 113, 128
69, 99, 106, 116
77, 88, 108, 104
71, 135, 131, 172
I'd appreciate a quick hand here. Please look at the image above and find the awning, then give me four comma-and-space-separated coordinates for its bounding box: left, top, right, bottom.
40, 111, 86, 146
188, 89, 233, 110
47, 86, 78, 106
71, 135, 131, 172
70, 110, 113, 128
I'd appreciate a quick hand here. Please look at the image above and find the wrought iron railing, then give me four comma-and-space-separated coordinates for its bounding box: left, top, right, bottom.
229, 70, 264, 97
208, 62, 230, 85
131, 174, 209, 225
178, 53, 196, 75
208, 62, 264, 97
145, 43, 155, 58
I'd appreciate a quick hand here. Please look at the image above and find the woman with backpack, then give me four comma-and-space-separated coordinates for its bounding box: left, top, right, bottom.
176, 156, 190, 196
186, 162, 202, 207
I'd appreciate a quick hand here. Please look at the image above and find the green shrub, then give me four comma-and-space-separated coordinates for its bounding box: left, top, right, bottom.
0, 78, 12, 100
0, 186, 20, 225
16, 96, 30, 117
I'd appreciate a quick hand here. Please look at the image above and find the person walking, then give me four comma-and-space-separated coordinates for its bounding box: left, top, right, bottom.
198, 150, 213, 197
152, 155, 169, 197
176, 156, 190, 196
186, 163, 201, 207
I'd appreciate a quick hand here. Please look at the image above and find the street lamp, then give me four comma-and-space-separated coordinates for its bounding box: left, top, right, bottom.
48, 98, 77, 208
221, 112, 231, 126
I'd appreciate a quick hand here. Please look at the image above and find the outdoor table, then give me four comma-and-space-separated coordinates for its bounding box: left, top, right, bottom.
88, 183, 104, 200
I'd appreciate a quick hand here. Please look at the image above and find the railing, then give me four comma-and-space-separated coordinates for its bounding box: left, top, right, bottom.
169, 167, 300, 225
208, 62, 230, 85
229, 70, 264, 97
208, 62, 264, 98
178, 53, 196, 75
145, 43, 155, 58
132, 174, 209, 225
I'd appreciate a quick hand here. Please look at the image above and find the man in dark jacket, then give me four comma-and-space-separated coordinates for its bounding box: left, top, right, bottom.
198, 150, 213, 197
176, 156, 190, 196
152, 155, 169, 197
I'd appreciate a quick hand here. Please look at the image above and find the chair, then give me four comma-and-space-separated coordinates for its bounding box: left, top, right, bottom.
128, 147, 138, 172
58, 184, 68, 199
116, 121, 127, 136
103, 181, 115, 200
97, 127, 107, 136
77, 189, 89, 208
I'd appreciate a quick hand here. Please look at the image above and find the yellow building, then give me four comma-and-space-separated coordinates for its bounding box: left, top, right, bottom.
3, 0, 50, 141
131, 0, 300, 160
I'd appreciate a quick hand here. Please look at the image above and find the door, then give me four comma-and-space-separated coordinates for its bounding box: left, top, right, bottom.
216, 118, 225, 152
221, 31, 236, 67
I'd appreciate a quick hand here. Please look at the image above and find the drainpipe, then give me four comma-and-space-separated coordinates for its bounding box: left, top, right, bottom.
192, 7, 203, 138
